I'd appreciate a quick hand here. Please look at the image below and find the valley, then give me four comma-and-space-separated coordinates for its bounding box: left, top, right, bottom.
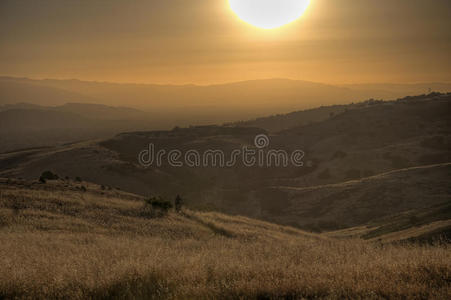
1, 93, 450, 233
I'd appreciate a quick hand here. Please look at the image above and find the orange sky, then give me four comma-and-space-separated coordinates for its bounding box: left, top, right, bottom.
1, 0, 450, 85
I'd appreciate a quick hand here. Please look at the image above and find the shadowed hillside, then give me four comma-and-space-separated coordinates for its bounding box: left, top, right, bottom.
262, 163, 451, 231
1, 93, 450, 233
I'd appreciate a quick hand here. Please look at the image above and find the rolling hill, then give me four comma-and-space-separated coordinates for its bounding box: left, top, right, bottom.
1, 93, 449, 233
0, 178, 449, 299
262, 163, 451, 231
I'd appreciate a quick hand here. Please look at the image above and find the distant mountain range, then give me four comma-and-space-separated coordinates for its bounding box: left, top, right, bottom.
2, 76, 450, 125
2, 76, 449, 152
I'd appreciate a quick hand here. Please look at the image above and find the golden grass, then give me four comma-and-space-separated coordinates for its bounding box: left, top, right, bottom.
0, 182, 450, 299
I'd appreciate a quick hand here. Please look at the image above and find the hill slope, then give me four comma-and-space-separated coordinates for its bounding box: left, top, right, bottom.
0, 94, 449, 232
0, 179, 449, 299
262, 163, 451, 230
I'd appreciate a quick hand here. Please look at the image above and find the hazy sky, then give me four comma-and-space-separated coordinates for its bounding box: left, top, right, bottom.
1, 0, 450, 84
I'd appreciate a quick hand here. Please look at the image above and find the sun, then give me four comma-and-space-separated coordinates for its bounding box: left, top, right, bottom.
229, 0, 310, 29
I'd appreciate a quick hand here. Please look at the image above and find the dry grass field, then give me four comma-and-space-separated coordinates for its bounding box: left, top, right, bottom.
0, 179, 450, 299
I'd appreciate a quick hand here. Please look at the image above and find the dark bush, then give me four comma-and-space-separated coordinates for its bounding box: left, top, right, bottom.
75, 176, 82, 182
150, 198, 173, 212
175, 195, 183, 212
39, 171, 58, 183
142, 197, 173, 217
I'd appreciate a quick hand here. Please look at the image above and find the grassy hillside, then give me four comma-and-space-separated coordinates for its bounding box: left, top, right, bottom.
0, 178, 450, 299
327, 202, 451, 243
230, 104, 348, 133
262, 163, 451, 230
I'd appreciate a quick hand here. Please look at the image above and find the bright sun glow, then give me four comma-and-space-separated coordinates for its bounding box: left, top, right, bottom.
229, 0, 310, 29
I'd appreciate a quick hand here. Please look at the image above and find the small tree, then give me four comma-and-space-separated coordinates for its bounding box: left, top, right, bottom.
175, 195, 183, 213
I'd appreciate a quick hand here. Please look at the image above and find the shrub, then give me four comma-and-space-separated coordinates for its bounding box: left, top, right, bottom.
142, 197, 173, 217
75, 176, 82, 182
150, 198, 173, 212
39, 171, 58, 183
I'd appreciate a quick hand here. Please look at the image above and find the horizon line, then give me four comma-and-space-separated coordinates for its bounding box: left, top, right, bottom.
1, 75, 450, 88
